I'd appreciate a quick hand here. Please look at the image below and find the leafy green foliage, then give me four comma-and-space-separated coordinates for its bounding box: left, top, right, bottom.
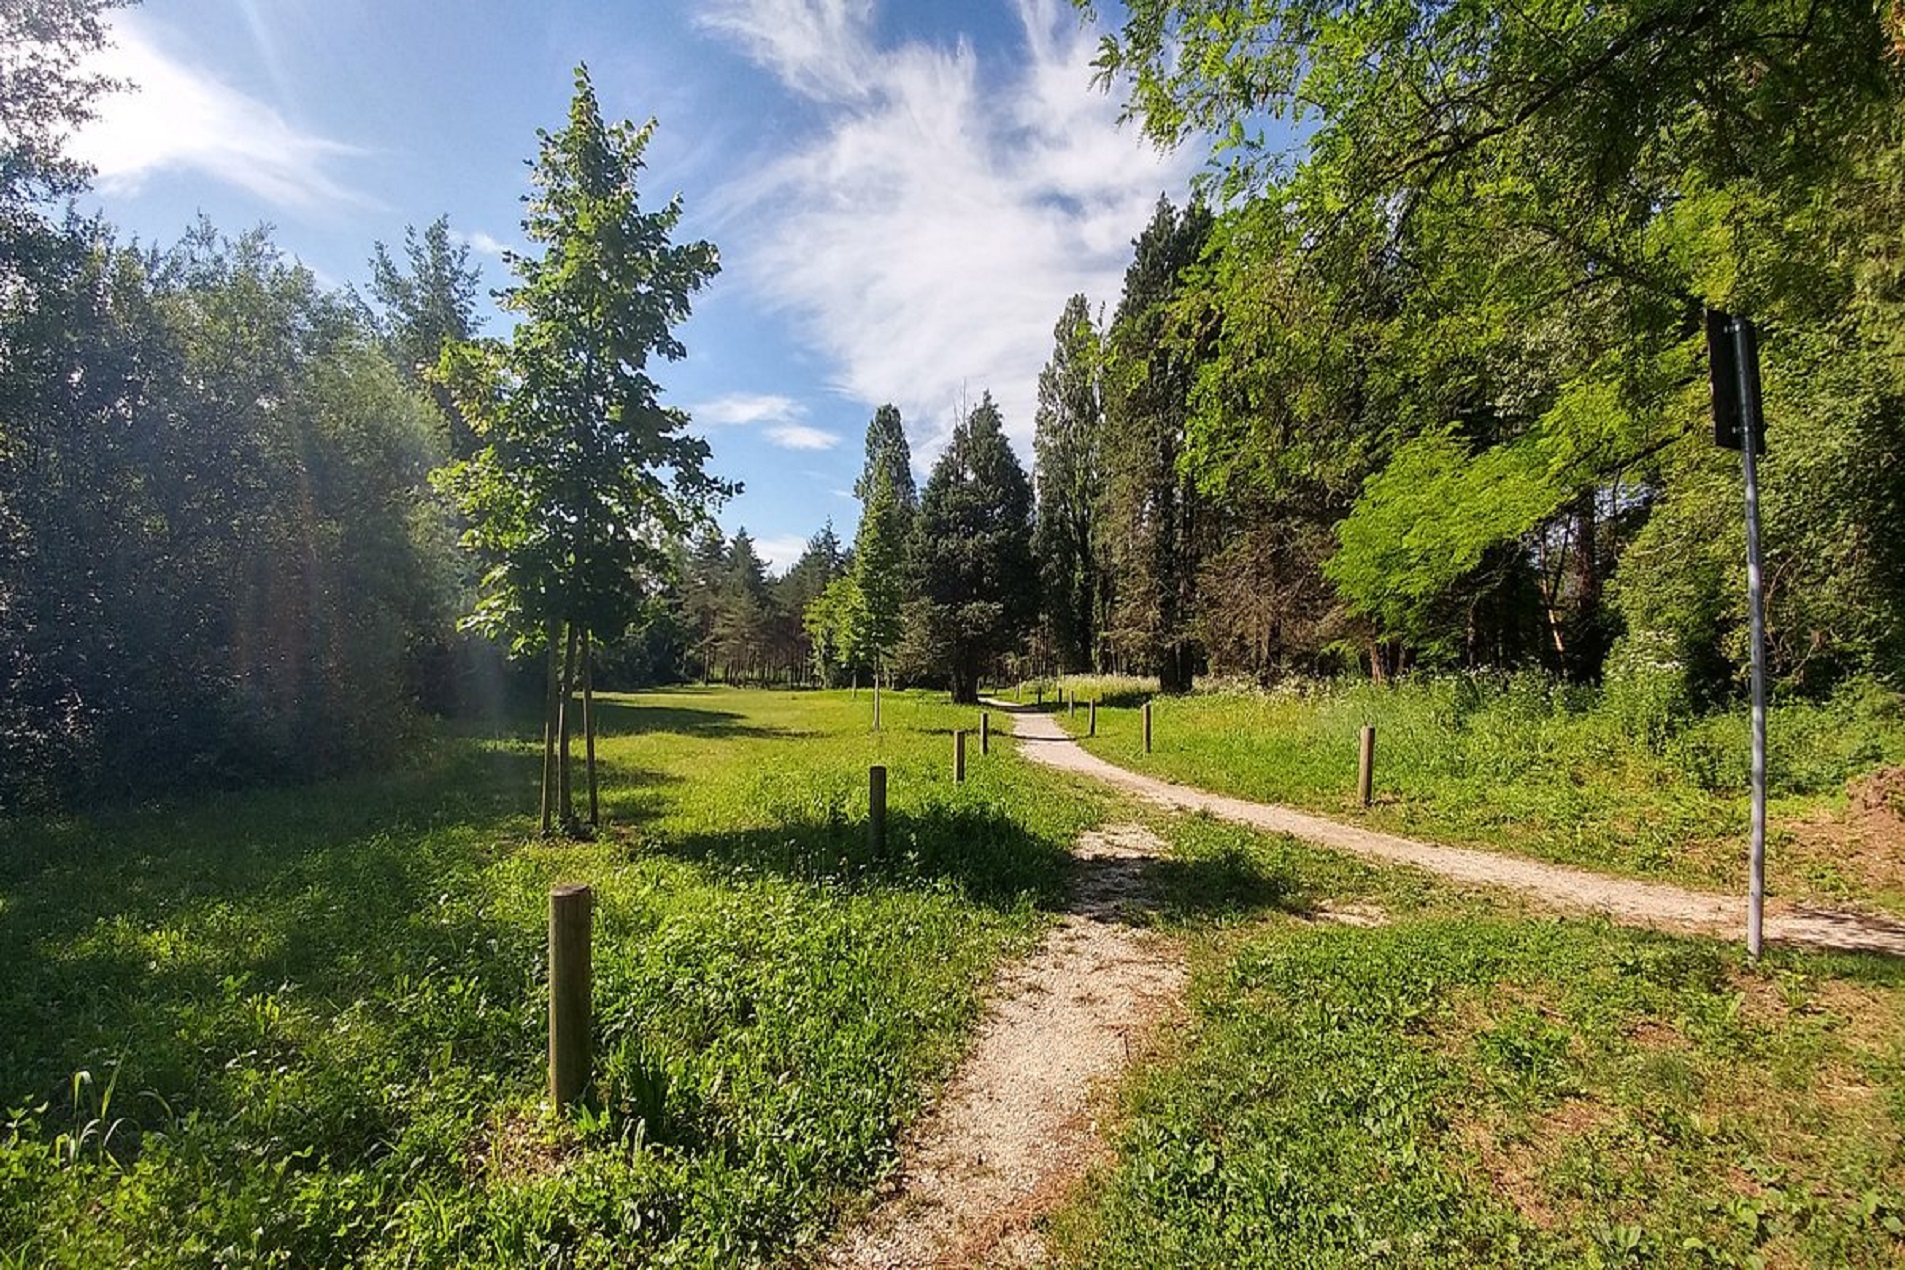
1082, 0, 1905, 691
0, 0, 128, 214
364, 216, 484, 455
0, 220, 463, 808
435, 66, 727, 648
849, 461, 907, 674
1033, 293, 1107, 673
1100, 198, 1214, 691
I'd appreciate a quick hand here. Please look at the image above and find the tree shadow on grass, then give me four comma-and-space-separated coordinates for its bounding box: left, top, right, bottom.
588, 698, 808, 740
0, 741, 658, 1124
640, 801, 1074, 913
638, 803, 1319, 929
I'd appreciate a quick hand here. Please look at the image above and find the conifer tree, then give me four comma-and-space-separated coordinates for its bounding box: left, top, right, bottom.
906, 393, 1036, 702
1032, 293, 1106, 673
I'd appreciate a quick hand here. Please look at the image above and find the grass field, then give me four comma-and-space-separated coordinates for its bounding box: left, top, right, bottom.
0, 687, 1106, 1267
1050, 815, 1905, 1267
1044, 675, 1905, 916
6, 684, 1903, 1266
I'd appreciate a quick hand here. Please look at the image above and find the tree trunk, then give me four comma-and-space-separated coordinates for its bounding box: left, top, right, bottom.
582, 627, 598, 828
558, 622, 578, 828
540, 618, 561, 835
951, 657, 979, 704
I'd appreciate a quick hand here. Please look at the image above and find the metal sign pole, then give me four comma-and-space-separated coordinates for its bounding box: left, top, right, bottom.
1732, 317, 1768, 959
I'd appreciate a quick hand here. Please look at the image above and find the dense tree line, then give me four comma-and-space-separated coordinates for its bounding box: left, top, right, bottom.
0, 24, 500, 813
1050, 0, 1905, 708
776, 2, 1905, 713
0, 10, 730, 816
14, 0, 1905, 810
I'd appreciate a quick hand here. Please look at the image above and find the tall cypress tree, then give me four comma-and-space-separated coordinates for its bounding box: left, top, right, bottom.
1032, 293, 1106, 673
906, 393, 1036, 702
1101, 196, 1213, 692
850, 466, 906, 676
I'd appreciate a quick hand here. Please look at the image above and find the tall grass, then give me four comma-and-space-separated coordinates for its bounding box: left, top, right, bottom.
1052, 672, 1905, 910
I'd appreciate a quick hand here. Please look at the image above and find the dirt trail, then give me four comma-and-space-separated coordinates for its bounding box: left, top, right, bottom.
819, 824, 1185, 1268
990, 702, 1905, 959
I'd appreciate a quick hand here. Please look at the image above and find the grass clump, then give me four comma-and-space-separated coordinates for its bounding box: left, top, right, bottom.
1054, 673, 1905, 913
1053, 816, 1905, 1268
0, 687, 1107, 1267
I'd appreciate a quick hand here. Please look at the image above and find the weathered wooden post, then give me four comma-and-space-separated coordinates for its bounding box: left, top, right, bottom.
1142, 701, 1153, 754
1036, 682, 1044, 706
873, 682, 882, 732
1068, 688, 1075, 717
980, 711, 990, 755
869, 765, 887, 852
1088, 699, 1097, 737
954, 729, 967, 783
1358, 725, 1376, 808
549, 883, 592, 1108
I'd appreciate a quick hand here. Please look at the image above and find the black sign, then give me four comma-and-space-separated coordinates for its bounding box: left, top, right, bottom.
1706, 308, 1766, 454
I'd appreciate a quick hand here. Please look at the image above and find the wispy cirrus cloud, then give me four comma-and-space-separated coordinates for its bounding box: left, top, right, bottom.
72, 15, 372, 211
701, 0, 1199, 459
689, 392, 841, 449
691, 391, 805, 426
452, 228, 513, 257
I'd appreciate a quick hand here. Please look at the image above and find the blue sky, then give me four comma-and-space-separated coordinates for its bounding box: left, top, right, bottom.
71, 0, 1200, 570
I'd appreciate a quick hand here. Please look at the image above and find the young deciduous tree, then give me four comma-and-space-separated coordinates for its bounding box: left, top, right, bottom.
436, 66, 728, 833
905, 393, 1036, 702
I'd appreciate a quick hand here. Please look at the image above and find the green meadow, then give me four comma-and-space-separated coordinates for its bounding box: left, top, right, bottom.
4, 686, 1902, 1267
0, 688, 1105, 1266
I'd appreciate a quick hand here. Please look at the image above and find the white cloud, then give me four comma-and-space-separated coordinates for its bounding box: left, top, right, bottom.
697, 0, 877, 104
752, 534, 813, 571
72, 15, 370, 211
691, 391, 805, 426
766, 423, 842, 450
453, 228, 512, 257
706, 0, 1199, 460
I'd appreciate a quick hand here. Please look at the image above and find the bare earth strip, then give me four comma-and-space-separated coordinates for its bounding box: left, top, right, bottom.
819, 824, 1186, 1269
991, 701, 1905, 958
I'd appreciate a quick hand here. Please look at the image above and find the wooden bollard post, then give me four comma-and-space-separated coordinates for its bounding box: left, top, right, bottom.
1088, 699, 1097, 737
1036, 683, 1044, 706
873, 683, 881, 731
1068, 689, 1075, 717
1358, 725, 1376, 808
954, 730, 967, 783
1142, 701, 1153, 754
980, 711, 990, 755
549, 883, 593, 1108
869, 765, 887, 851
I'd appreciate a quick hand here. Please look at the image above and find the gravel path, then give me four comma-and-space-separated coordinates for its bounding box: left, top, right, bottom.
819, 824, 1185, 1268
991, 702, 1905, 958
